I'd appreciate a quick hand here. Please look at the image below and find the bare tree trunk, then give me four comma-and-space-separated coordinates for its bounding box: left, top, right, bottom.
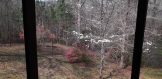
119, 0, 130, 69
99, 0, 104, 78
119, 28, 126, 68
99, 42, 105, 79
76, 0, 81, 43
119, 54, 125, 68
119, 19, 126, 68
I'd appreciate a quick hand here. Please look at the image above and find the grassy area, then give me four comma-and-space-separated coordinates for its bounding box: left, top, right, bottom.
0, 44, 25, 55
0, 61, 26, 79
0, 44, 162, 79
142, 68, 162, 79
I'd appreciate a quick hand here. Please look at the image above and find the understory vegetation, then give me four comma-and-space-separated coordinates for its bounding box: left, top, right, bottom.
0, 0, 162, 79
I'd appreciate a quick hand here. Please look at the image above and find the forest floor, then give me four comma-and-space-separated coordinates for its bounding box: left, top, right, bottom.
0, 44, 161, 79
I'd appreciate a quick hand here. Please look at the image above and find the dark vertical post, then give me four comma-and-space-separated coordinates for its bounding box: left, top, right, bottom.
131, 0, 149, 79
22, 0, 38, 79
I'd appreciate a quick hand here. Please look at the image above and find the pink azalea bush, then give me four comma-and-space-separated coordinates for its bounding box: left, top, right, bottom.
19, 31, 24, 40
65, 47, 80, 63
65, 47, 96, 64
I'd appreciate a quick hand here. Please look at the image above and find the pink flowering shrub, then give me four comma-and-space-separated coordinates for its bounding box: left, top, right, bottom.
19, 31, 24, 40
65, 47, 96, 64
66, 48, 80, 63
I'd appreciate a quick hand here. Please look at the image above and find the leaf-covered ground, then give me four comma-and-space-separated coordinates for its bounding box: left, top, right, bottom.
0, 44, 161, 79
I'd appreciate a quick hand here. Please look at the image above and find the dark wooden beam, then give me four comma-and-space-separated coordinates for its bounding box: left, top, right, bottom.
131, 0, 149, 79
22, 0, 38, 79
